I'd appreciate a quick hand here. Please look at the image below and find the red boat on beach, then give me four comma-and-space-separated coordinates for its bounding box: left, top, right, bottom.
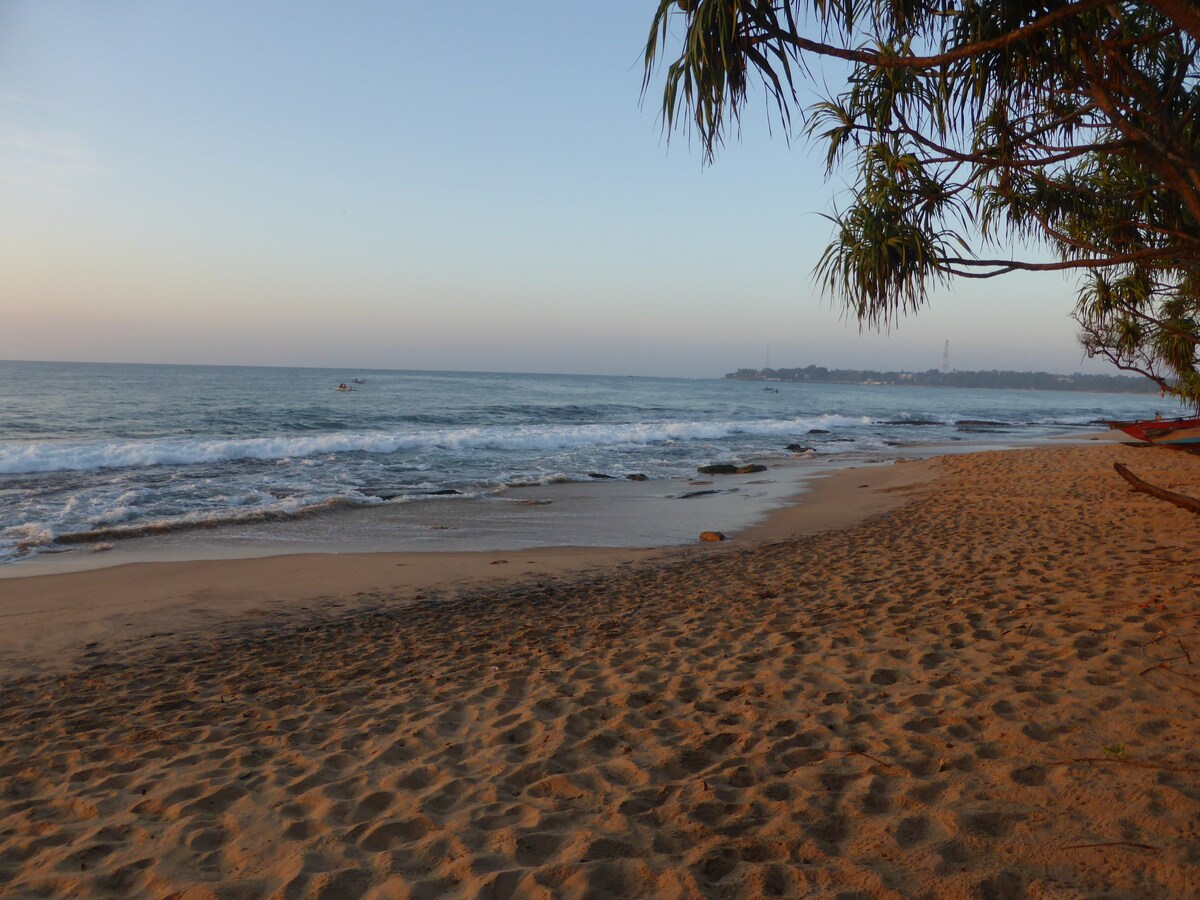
1107, 415, 1200, 445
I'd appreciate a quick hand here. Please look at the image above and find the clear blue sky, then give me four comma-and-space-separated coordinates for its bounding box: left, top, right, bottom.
1, 1, 1108, 377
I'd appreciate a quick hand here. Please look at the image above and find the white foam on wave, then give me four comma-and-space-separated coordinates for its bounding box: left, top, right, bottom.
86, 505, 140, 526
53, 493, 381, 545
0, 416, 872, 475
1031, 414, 1128, 426
503, 473, 575, 488
2, 523, 55, 554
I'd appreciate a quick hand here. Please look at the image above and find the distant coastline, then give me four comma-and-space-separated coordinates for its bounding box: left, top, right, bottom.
725, 366, 1158, 394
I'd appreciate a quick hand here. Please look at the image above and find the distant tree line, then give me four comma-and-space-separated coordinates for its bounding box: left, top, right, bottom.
725, 366, 1160, 394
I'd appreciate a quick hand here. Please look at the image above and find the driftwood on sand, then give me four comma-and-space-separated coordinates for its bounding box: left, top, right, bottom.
1113, 462, 1200, 515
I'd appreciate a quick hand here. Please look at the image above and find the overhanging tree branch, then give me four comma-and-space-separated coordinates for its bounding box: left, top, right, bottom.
644, 0, 1200, 405
744, 0, 1114, 71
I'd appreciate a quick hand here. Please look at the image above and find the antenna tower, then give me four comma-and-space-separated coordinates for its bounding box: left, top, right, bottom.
942, 340, 950, 372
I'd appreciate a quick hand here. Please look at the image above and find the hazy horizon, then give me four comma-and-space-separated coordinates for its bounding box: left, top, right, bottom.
0, 355, 1146, 382
2, 2, 1119, 380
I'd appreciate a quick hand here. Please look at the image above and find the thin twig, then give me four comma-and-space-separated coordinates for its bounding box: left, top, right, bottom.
1141, 648, 1194, 670
791, 749, 904, 773
1049, 756, 1200, 773
845, 750, 899, 770
1157, 654, 1189, 666
1061, 841, 1158, 851
1147, 665, 1200, 696
1140, 632, 1167, 652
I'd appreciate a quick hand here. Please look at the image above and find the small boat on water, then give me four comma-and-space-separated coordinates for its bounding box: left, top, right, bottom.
336, 383, 353, 392
353, 378, 365, 384
1107, 415, 1200, 445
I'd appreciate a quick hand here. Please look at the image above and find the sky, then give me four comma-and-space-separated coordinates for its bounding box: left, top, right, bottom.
1, 1, 1113, 378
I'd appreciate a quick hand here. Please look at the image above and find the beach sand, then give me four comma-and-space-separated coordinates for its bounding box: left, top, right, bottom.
1, 443, 1197, 897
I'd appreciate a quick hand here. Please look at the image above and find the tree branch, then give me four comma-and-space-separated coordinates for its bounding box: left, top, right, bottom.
1144, 0, 1200, 44
943, 243, 1198, 274
747, 0, 1112, 71
1114, 463, 1200, 515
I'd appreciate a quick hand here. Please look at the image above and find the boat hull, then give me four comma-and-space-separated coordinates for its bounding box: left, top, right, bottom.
1155, 427, 1200, 446
1108, 416, 1200, 445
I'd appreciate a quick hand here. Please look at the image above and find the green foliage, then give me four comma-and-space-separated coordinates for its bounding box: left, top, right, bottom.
644, 1, 1200, 405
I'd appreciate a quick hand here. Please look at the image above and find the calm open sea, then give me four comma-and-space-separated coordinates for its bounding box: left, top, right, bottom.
0, 360, 1169, 566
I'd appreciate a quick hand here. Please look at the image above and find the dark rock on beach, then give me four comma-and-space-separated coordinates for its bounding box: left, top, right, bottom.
625, 473, 648, 481
680, 489, 721, 499
807, 428, 830, 434
427, 489, 462, 496
697, 463, 768, 475
588, 473, 616, 479
785, 443, 812, 452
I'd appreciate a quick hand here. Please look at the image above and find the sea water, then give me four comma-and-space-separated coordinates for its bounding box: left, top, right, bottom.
0, 360, 1169, 566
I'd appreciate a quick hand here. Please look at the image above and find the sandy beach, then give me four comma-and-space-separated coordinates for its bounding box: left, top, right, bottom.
2, 442, 1198, 897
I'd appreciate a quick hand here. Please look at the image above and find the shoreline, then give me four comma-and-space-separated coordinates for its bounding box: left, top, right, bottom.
0, 456, 940, 681
4, 431, 1119, 581
0, 434, 1126, 681
1, 441, 1196, 896
0, 452, 930, 580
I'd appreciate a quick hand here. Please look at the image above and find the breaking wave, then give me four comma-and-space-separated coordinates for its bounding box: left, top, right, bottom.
0, 416, 869, 475
51, 496, 373, 545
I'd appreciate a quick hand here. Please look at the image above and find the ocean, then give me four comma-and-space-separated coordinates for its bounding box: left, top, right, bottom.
0, 360, 1169, 568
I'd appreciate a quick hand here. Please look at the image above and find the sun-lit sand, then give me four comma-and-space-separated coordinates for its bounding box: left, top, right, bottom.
1, 443, 1197, 897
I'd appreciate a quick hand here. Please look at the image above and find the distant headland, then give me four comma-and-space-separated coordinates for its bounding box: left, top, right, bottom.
725, 366, 1158, 394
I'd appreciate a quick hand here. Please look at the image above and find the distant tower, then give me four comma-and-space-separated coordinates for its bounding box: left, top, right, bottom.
942, 340, 950, 372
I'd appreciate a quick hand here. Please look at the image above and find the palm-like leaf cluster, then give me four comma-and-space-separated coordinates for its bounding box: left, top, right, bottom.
644, 0, 1200, 404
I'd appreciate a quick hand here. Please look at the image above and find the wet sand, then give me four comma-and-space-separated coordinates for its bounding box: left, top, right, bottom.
0, 460, 934, 680
0, 451, 913, 573
1, 443, 1197, 897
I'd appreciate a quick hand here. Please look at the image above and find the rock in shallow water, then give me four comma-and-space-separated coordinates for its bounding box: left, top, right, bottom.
697, 463, 768, 475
